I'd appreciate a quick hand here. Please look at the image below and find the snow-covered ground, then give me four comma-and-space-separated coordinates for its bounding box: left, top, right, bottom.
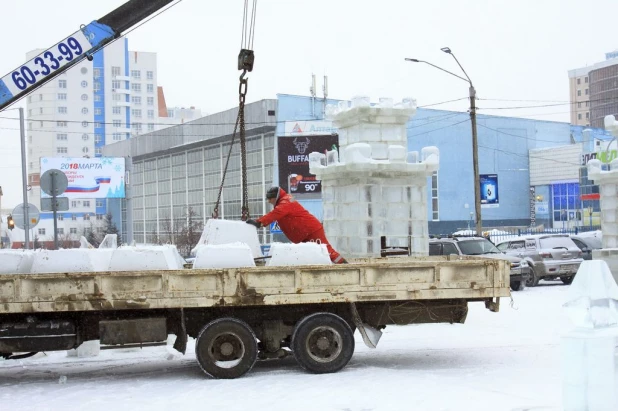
1, 284, 616, 411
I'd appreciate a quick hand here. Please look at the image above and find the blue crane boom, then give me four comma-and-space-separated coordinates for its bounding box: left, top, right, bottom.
0, 0, 174, 111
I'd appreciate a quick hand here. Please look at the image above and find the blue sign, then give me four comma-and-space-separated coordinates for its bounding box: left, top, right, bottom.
480, 174, 499, 208
270, 221, 282, 234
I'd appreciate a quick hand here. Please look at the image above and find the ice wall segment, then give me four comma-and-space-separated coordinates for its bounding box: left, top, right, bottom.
310, 97, 438, 258
588, 115, 618, 283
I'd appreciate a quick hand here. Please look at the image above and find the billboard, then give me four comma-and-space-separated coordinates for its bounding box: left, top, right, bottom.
40, 157, 126, 199
283, 120, 336, 136
277, 135, 339, 195
480, 174, 499, 208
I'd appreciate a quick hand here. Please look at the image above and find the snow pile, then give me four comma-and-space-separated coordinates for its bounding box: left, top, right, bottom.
0, 249, 35, 274
192, 219, 262, 258
193, 242, 256, 269
266, 242, 332, 266
108, 245, 185, 271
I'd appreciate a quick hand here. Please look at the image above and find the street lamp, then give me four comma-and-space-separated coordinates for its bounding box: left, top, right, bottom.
405, 48, 482, 236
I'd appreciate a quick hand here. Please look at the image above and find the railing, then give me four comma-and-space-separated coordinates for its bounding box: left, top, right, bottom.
442, 226, 602, 245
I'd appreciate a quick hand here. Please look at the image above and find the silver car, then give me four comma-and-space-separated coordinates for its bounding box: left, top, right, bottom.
495, 234, 583, 286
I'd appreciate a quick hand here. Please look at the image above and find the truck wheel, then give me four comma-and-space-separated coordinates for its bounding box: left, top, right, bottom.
510, 280, 525, 291
195, 317, 258, 379
291, 312, 355, 374
525, 267, 539, 287
561, 276, 574, 285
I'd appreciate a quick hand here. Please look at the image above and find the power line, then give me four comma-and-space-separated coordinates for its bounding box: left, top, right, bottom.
478, 96, 618, 110
418, 97, 468, 108
408, 119, 470, 137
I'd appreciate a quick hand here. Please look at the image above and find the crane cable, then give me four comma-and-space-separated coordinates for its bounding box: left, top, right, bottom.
212, 0, 257, 221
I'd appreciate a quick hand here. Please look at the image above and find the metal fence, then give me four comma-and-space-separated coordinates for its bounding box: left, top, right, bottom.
484, 226, 602, 245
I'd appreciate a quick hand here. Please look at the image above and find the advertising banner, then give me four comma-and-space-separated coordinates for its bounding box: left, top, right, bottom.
480, 174, 499, 208
283, 120, 336, 136
277, 135, 339, 195
40, 157, 126, 199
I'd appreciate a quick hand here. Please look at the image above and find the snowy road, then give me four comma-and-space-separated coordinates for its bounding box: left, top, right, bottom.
0, 284, 608, 411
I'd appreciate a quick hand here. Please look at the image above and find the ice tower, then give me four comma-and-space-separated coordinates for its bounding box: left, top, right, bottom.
309, 97, 439, 258
589, 115, 618, 283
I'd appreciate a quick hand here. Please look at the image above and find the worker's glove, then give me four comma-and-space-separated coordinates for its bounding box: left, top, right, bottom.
246, 219, 261, 228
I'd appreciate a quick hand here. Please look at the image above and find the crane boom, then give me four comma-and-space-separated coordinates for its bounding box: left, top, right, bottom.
0, 0, 174, 112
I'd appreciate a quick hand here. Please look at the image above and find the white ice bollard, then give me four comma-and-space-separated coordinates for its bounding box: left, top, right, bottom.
67, 340, 100, 358
561, 260, 618, 411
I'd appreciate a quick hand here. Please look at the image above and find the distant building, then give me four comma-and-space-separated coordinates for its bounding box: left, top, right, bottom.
568, 50, 618, 127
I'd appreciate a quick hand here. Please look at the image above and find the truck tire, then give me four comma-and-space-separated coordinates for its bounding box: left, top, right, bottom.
561, 276, 574, 285
291, 312, 355, 374
510, 280, 525, 291
195, 317, 258, 379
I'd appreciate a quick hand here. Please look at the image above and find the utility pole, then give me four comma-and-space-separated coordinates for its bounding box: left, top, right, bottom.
19, 108, 30, 249
405, 47, 482, 236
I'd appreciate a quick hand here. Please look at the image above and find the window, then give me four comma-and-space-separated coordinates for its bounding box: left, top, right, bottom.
93, 82, 101, 92
94, 95, 101, 102
81, 107, 88, 114
147, 110, 154, 119
96, 214, 104, 220
147, 97, 154, 106
56, 134, 68, 141
585, 88, 589, 95
442, 243, 459, 255
96, 200, 104, 208
167, 109, 174, 118
431, 171, 439, 220
39, 94, 43, 101
577, 90, 581, 96
95, 147, 102, 155
111, 107, 121, 115
586, 112, 590, 119
148, 123, 155, 132
38, 228, 46, 235
57, 121, 67, 127
131, 70, 141, 79
70, 227, 77, 234
82, 121, 89, 128
58, 214, 64, 221
94, 122, 102, 129
81, 94, 88, 101
57, 228, 64, 235
578, 113, 582, 120
112, 94, 121, 101
59, 80, 67, 88
82, 134, 89, 141
83, 201, 90, 207
58, 107, 67, 114
147, 71, 153, 80
577, 102, 581, 108
71, 214, 77, 221
94, 68, 101, 78
95, 134, 102, 143
147, 84, 154, 93
113, 120, 122, 127
81, 80, 88, 88
112, 66, 121, 76
585, 101, 590, 108
71, 201, 78, 208
577, 78, 581, 85
84, 214, 90, 221
39, 121, 43, 128
132, 109, 142, 118
131, 83, 141, 92
58, 93, 67, 100
132, 122, 142, 132
113, 133, 122, 141
132, 96, 142, 105
57, 147, 68, 154
112, 80, 121, 89
585, 76, 589, 83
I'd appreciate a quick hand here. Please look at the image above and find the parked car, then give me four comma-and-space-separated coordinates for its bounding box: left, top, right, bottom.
570, 235, 602, 260
429, 236, 529, 291
495, 234, 583, 286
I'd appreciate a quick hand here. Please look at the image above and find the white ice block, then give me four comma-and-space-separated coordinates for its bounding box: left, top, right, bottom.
108, 245, 185, 271
266, 242, 332, 266
0, 250, 35, 274
388, 145, 407, 163
192, 219, 262, 258
344, 143, 372, 164
193, 243, 256, 269
32, 249, 99, 273
67, 340, 100, 358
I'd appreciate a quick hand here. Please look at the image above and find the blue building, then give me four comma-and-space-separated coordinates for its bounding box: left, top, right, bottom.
275, 94, 612, 234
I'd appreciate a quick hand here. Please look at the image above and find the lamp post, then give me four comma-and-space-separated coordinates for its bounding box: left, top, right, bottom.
405, 48, 481, 236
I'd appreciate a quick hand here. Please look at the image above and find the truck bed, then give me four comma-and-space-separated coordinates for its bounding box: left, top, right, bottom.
0, 256, 510, 314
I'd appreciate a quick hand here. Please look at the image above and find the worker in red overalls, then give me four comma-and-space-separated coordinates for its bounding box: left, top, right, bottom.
246, 186, 347, 264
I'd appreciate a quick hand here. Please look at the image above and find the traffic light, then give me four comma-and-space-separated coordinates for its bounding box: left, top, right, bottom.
7, 215, 15, 230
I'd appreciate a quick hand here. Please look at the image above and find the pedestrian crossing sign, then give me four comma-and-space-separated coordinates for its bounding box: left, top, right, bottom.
270, 221, 282, 233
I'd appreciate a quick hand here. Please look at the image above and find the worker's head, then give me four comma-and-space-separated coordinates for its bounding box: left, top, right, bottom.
266, 186, 281, 205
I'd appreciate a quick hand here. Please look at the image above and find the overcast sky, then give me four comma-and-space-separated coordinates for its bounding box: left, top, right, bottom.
1, 0, 617, 208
